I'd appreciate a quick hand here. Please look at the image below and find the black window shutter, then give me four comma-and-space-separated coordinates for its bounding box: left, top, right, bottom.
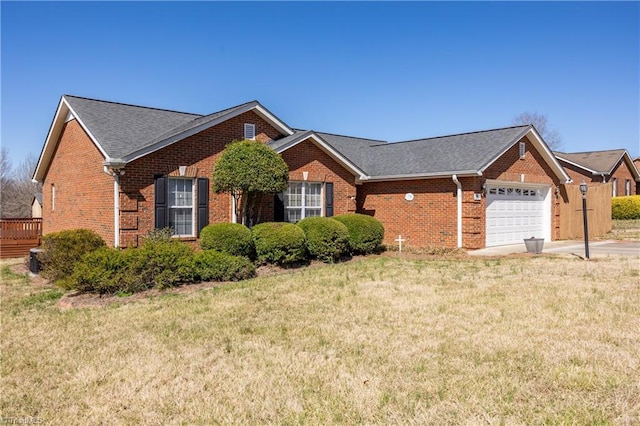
154, 175, 168, 229
325, 182, 334, 217
197, 178, 209, 236
274, 193, 285, 222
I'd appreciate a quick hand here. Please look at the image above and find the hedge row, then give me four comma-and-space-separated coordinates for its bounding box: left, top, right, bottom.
40, 214, 385, 294
200, 214, 385, 265
612, 195, 640, 220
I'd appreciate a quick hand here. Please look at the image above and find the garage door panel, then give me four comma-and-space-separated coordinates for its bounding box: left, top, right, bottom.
486, 185, 548, 247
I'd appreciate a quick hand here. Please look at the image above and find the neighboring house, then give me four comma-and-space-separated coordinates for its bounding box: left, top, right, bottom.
554, 149, 640, 196
31, 193, 43, 218
33, 95, 570, 250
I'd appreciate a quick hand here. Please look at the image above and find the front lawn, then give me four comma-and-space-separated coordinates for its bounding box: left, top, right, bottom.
1, 255, 639, 424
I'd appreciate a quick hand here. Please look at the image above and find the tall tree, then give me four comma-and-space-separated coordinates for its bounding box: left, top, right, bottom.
512, 112, 563, 151
213, 140, 289, 226
0, 149, 41, 218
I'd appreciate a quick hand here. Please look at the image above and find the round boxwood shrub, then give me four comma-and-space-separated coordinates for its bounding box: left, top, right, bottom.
251, 222, 307, 266
199, 223, 254, 258
333, 213, 384, 255
39, 229, 106, 283
612, 195, 640, 220
193, 250, 256, 282
297, 217, 349, 263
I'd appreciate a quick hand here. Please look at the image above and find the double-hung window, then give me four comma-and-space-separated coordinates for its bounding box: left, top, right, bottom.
168, 178, 194, 236
612, 178, 618, 197
625, 179, 631, 196
284, 182, 322, 222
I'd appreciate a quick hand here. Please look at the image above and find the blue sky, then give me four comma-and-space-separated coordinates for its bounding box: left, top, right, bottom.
1, 1, 638, 168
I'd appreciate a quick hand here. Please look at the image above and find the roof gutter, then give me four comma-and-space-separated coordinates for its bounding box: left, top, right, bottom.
359, 170, 481, 183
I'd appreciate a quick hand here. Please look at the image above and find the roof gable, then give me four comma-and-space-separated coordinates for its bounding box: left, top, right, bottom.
358, 125, 569, 183
555, 149, 639, 180
34, 95, 294, 181
268, 131, 368, 179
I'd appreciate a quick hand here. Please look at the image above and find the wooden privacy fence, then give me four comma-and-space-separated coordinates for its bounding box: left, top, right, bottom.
0, 218, 42, 259
559, 183, 611, 240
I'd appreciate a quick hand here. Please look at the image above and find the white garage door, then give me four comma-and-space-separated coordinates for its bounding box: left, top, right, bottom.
486, 185, 549, 247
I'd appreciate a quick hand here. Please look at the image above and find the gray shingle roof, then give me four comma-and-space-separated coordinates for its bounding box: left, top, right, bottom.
363, 125, 531, 177
64, 95, 202, 159
315, 132, 387, 173
554, 149, 627, 174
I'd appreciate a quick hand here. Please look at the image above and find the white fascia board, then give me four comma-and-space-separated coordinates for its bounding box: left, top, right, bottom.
33, 96, 108, 182
477, 127, 531, 175
613, 151, 640, 180
253, 104, 294, 136
122, 102, 294, 164
524, 128, 571, 183
360, 170, 481, 183
555, 156, 600, 175
274, 133, 368, 179
480, 127, 571, 184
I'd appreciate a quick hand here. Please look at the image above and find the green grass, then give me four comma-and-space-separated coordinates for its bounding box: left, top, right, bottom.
1, 255, 639, 424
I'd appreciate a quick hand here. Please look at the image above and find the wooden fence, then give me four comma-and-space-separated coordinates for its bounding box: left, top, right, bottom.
558, 183, 611, 240
0, 218, 42, 259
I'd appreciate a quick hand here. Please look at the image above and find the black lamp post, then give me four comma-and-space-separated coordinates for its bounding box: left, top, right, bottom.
579, 181, 590, 259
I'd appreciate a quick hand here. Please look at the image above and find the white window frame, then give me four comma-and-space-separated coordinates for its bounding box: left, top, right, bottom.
625, 179, 631, 196
244, 123, 256, 140
519, 141, 526, 159
283, 182, 323, 222
51, 184, 55, 212
168, 177, 195, 237
612, 178, 618, 197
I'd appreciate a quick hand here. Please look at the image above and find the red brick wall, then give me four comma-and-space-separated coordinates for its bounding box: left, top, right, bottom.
483, 136, 562, 244
609, 159, 636, 196
357, 178, 466, 249
357, 136, 562, 249
279, 138, 357, 217
42, 119, 115, 245
561, 157, 639, 196
560, 161, 603, 185
118, 110, 285, 247
635, 159, 640, 194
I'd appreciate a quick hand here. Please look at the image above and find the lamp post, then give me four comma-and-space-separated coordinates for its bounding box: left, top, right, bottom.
579, 181, 590, 259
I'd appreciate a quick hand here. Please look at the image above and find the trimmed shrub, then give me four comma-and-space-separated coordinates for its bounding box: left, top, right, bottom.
612, 195, 640, 220
64, 240, 198, 294
193, 250, 256, 282
66, 239, 197, 294
297, 217, 349, 263
199, 223, 254, 258
66, 247, 131, 294
133, 239, 196, 289
334, 213, 385, 254
39, 229, 106, 283
252, 222, 307, 266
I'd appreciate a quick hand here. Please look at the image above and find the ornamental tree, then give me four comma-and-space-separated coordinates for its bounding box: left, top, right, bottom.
213, 140, 289, 226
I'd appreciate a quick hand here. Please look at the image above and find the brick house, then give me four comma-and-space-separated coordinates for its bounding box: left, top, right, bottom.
555, 149, 640, 196
33, 95, 570, 250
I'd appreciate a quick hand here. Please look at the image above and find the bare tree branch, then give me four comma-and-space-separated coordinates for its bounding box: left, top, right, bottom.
512, 112, 563, 151
0, 149, 41, 218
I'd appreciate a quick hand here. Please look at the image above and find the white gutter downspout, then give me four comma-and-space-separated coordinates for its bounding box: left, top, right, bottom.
103, 165, 122, 248
599, 173, 607, 183
452, 175, 462, 248
113, 175, 120, 248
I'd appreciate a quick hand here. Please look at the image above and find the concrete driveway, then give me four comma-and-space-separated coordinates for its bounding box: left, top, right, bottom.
468, 240, 640, 258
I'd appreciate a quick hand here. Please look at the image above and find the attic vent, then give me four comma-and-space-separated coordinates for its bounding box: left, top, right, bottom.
519, 141, 526, 159
244, 123, 256, 140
